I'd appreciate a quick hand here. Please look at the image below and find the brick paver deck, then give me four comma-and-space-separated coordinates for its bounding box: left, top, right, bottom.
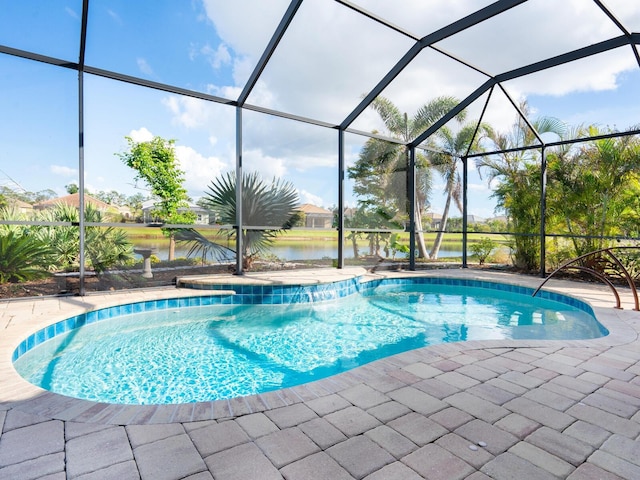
1, 269, 639, 479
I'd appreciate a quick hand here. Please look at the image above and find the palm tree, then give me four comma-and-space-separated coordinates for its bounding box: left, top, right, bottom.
367, 95, 464, 258
180, 172, 299, 270
348, 137, 409, 257
477, 102, 565, 270
429, 122, 489, 259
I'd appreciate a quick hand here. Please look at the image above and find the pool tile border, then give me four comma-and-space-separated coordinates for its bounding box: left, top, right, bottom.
1, 268, 638, 426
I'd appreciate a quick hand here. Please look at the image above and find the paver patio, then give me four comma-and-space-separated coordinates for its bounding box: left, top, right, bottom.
1, 269, 639, 479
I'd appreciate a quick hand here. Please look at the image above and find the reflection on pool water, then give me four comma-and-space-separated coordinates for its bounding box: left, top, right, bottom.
13, 280, 606, 405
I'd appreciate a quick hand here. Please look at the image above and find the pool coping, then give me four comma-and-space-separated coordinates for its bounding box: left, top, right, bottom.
1, 267, 638, 425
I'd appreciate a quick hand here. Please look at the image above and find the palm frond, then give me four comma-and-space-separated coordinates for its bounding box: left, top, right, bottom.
197, 172, 300, 267
174, 229, 236, 263
413, 96, 464, 137
370, 96, 406, 136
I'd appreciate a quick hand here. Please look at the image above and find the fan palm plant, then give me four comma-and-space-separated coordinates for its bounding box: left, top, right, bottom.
179, 172, 299, 270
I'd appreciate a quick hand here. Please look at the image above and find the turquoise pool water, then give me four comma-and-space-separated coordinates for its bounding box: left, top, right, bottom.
13, 280, 606, 405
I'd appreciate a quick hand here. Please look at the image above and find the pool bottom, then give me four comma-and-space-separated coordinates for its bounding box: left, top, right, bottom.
12, 279, 606, 405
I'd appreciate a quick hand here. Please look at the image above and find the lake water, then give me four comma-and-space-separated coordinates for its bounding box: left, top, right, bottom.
135, 242, 463, 261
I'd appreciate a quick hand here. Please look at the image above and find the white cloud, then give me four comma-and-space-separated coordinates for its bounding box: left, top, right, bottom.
137, 58, 154, 76
175, 145, 227, 193
50, 165, 77, 177
65, 7, 79, 20
230, 57, 256, 89
243, 149, 287, 179
468, 182, 490, 193
106, 9, 123, 26
297, 189, 324, 207
432, 0, 622, 76
162, 96, 201, 128
200, 43, 232, 69
128, 127, 154, 143
289, 154, 336, 172
505, 49, 635, 97
199, 0, 636, 137
201, 0, 290, 59
162, 95, 234, 129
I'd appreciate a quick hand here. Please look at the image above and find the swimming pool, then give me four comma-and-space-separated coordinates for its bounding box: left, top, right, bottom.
13, 277, 607, 405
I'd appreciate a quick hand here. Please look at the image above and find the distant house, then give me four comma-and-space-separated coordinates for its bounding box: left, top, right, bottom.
466, 215, 486, 225
343, 207, 357, 220
298, 204, 333, 228
425, 213, 487, 230
114, 205, 133, 221
141, 200, 210, 225
6, 198, 34, 215
33, 193, 138, 221
34, 193, 116, 214
424, 212, 443, 230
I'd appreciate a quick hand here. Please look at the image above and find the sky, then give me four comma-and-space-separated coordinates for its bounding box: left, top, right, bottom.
1, 0, 639, 220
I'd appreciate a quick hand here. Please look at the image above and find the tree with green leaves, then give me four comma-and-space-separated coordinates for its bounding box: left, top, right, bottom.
547, 125, 640, 256
28, 189, 57, 203
178, 171, 299, 270
93, 190, 128, 206
477, 102, 565, 270
363, 95, 465, 258
118, 136, 195, 260
348, 137, 408, 257
125, 192, 148, 222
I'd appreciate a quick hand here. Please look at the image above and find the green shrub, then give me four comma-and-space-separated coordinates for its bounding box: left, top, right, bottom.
0, 232, 54, 283
469, 237, 497, 265
34, 203, 133, 272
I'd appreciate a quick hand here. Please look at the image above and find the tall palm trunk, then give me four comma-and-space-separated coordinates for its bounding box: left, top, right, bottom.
430, 191, 453, 259
414, 207, 428, 258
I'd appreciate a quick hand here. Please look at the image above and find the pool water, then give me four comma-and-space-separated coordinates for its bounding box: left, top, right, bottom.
14, 283, 606, 405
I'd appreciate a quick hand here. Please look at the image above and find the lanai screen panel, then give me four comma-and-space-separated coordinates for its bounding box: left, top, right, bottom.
347, 0, 497, 38
434, 0, 619, 76
84, 0, 289, 100
245, 0, 413, 125
241, 109, 338, 267
503, 48, 640, 134
349, 47, 491, 140
0, 55, 78, 200
0, 0, 82, 61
